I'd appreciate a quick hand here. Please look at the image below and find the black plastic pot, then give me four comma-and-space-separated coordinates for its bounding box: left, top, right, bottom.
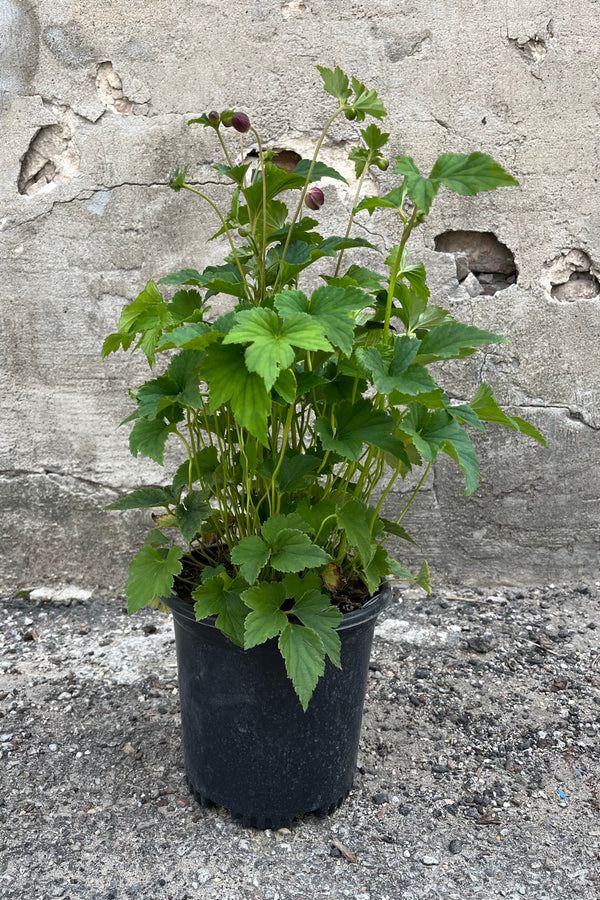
164, 582, 390, 829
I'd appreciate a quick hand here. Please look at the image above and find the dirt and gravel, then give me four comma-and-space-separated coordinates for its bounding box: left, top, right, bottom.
1, 581, 599, 900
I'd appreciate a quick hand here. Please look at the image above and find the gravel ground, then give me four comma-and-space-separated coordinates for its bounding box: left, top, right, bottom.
1, 582, 599, 900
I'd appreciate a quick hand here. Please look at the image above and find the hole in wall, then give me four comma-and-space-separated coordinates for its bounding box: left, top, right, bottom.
542, 249, 600, 301
434, 230, 517, 296
17, 103, 81, 196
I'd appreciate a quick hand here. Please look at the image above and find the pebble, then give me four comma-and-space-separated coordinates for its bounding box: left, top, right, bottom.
449, 840, 462, 854
421, 855, 440, 866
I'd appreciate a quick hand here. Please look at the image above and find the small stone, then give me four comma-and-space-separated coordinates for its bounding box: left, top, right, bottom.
449, 839, 462, 854
462, 272, 483, 297
49, 743, 58, 752
123, 743, 135, 755
422, 855, 439, 866
372, 793, 389, 805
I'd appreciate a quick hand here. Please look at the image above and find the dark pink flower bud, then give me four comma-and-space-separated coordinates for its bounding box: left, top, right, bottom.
231, 111, 251, 133
305, 186, 325, 211
207, 110, 220, 123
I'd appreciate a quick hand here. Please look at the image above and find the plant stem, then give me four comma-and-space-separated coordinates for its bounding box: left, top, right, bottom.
383, 206, 418, 344
396, 461, 431, 525
250, 126, 268, 297
216, 130, 234, 168
181, 183, 250, 300
333, 152, 373, 278
273, 106, 345, 293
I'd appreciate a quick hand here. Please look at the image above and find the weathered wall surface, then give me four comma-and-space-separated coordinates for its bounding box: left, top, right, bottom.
1, 0, 599, 590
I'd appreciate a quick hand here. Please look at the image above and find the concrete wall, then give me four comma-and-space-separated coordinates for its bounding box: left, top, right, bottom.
1, 0, 599, 591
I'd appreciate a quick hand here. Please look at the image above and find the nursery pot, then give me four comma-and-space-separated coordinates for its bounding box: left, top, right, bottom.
164, 582, 390, 829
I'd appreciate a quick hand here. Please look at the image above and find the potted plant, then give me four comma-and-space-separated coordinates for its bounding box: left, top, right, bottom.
103, 66, 546, 828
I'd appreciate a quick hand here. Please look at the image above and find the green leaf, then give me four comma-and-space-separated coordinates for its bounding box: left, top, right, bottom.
362, 544, 392, 595
165, 289, 204, 324
416, 322, 507, 364
336, 499, 375, 567
275, 285, 366, 356
273, 368, 297, 404
269, 529, 332, 573
350, 76, 387, 120
430, 152, 519, 196
224, 307, 332, 390
315, 399, 409, 462
317, 65, 351, 103
379, 519, 416, 544
158, 268, 204, 286
172, 447, 219, 494
279, 622, 326, 711
355, 187, 406, 216
401, 405, 480, 495
105, 487, 176, 511
230, 535, 271, 585
156, 323, 214, 351
292, 159, 347, 184
395, 157, 437, 213
261, 451, 322, 493
361, 336, 437, 396
291, 591, 342, 667
361, 124, 390, 151
242, 582, 288, 649
470, 383, 547, 446
262, 513, 314, 545
102, 333, 133, 357
192, 574, 248, 646
415, 559, 432, 593
126, 542, 183, 614
129, 417, 175, 465
201, 342, 271, 445
175, 490, 211, 544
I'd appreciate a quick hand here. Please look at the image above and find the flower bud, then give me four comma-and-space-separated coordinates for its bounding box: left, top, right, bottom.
231, 111, 251, 133
207, 110, 220, 124
344, 108, 357, 121
376, 157, 389, 171
305, 186, 325, 211
221, 109, 234, 127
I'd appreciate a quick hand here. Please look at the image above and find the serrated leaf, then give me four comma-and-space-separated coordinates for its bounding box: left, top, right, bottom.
470, 383, 547, 446
242, 582, 288, 649
106, 487, 176, 511
350, 76, 387, 120
129, 417, 175, 465
361, 124, 390, 151
315, 399, 409, 462
362, 544, 392, 595
291, 591, 342, 667
336, 499, 374, 567
279, 622, 326, 711
230, 535, 271, 585
273, 368, 297, 404
317, 64, 351, 102
176, 490, 211, 544
261, 451, 322, 493
379, 519, 416, 544
292, 159, 347, 184
275, 284, 366, 356
355, 187, 406, 216
201, 342, 271, 445
156, 323, 214, 351
172, 446, 219, 494
224, 307, 332, 390
102, 333, 133, 357
416, 322, 507, 363
430, 152, 519, 196
126, 543, 183, 614
262, 513, 314, 545
269, 529, 332, 573
192, 574, 247, 646
362, 335, 438, 396
401, 404, 480, 495
395, 156, 437, 213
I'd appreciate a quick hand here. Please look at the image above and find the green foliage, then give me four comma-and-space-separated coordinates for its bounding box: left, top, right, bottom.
105, 64, 543, 708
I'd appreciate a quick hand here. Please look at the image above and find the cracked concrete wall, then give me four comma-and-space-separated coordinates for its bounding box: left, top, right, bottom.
1, 0, 599, 590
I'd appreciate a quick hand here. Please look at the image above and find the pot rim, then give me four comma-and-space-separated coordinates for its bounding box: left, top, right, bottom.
163, 578, 392, 633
